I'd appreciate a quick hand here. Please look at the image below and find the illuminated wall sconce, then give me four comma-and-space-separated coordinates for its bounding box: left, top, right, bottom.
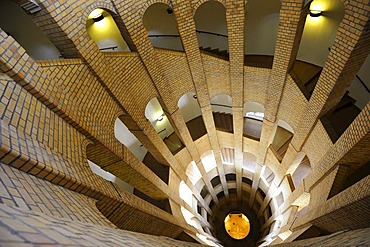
157, 114, 164, 122
309, 10, 322, 17
93, 13, 104, 22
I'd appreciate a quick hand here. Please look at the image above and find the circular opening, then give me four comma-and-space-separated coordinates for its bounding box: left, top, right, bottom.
224, 212, 250, 240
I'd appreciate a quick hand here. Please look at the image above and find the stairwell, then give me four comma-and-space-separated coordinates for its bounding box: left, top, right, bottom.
163, 133, 184, 155
243, 117, 263, 141
270, 127, 293, 162
321, 91, 361, 143
213, 112, 233, 133
289, 60, 322, 100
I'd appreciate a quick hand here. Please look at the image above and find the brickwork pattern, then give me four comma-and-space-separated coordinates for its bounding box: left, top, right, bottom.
265, 0, 306, 123
0, 204, 202, 247
275, 228, 370, 246
0, 163, 114, 228
0, 0, 369, 245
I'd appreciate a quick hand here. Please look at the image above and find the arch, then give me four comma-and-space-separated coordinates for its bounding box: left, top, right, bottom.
211, 94, 232, 113
192, 0, 226, 15
145, 98, 184, 153
186, 161, 202, 185
289, 0, 345, 100
291, 155, 311, 189
178, 92, 206, 141
178, 92, 202, 122
244, 0, 281, 57
277, 119, 294, 134
261, 165, 275, 186
114, 118, 147, 161
136, 0, 168, 20
243, 101, 265, 119
201, 150, 217, 173
85, 8, 130, 52
194, 1, 228, 56
243, 102, 265, 140
296, 0, 345, 67
145, 98, 173, 136
211, 176, 221, 188
270, 120, 294, 162
143, 3, 184, 51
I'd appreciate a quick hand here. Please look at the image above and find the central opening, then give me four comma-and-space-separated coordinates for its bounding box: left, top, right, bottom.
224, 212, 250, 240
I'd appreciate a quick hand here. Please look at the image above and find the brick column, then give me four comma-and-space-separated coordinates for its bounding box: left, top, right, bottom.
226, 0, 245, 200
264, 0, 308, 123
172, 0, 229, 197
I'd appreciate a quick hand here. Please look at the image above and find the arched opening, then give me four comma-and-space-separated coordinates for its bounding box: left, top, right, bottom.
178, 92, 207, 141
194, 1, 229, 61
291, 155, 311, 189
186, 161, 202, 185
221, 147, 235, 166
243, 102, 265, 140
211, 94, 233, 133
290, 0, 345, 99
201, 151, 218, 173
0, 0, 61, 59
261, 166, 275, 187
87, 159, 134, 193
270, 120, 294, 162
86, 8, 130, 52
145, 97, 184, 154
179, 181, 194, 207
114, 118, 169, 184
86, 142, 172, 214
244, 0, 281, 68
321, 53, 370, 143
242, 152, 257, 179
143, 3, 183, 51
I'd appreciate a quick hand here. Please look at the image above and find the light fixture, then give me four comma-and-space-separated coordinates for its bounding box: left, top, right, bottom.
93, 13, 104, 22
167, 0, 173, 14
90, 9, 104, 22
309, 10, 322, 17
157, 114, 164, 122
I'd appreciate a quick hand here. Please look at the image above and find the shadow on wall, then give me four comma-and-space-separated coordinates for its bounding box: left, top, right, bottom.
0, 0, 60, 59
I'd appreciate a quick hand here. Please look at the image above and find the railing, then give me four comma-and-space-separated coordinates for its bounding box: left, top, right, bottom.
99, 46, 118, 51
356, 75, 370, 94
148, 30, 228, 38
196, 30, 228, 38
210, 103, 232, 108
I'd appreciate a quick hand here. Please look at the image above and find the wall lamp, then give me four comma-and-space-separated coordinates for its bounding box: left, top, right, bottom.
157, 114, 164, 122
309, 10, 322, 17
93, 13, 104, 22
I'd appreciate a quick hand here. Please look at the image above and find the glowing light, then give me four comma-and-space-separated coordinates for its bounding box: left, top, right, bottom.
89, 9, 103, 19
309, 10, 322, 17
224, 212, 250, 240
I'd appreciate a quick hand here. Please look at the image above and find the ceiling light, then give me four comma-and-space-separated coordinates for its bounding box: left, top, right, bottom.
309, 10, 322, 17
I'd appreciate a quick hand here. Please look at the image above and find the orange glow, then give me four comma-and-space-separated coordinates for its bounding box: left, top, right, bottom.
224, 212, 250, 240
